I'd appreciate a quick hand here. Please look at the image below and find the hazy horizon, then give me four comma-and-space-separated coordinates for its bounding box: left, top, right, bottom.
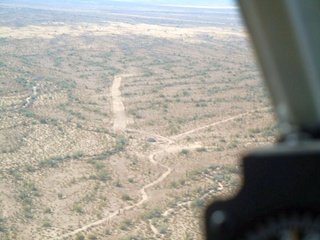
0, 0, 236, 8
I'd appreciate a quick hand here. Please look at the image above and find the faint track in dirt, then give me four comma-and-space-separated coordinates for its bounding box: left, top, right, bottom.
149, 220, 159, 235
171, 107, 271, 140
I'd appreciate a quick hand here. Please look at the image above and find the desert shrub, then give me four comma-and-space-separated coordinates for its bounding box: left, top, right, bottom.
98, 169, 110, 182
180, 149, 189, 155
95, 162, 105, 170
128, 178, 134, 183
115, 135, 127, 151
40, 118, 47, 124
170, 181, 178, 189
26, 165, 35, 172
120, 218, 132, 230
72, 151, 84, 159
141, 207, 161, 219
115, 179, 123, 187
73, 204, 84, 214
104, 229, 110, 235
76, 234, 85, 240
87, 234, 97, 240
0, 217, 6, 232
120, 235, 146, 240
196, 147, 206, 152
159, 224, 168, 234
192, 198, 204, 208
23, 206, 33, 219
43, 207, 52, 214
121, 194, 131, 201
42, 220, 52, 228
179, 178, 186, 186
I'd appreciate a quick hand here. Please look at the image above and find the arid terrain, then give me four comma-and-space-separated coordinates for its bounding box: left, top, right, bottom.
0, 1, 277, 239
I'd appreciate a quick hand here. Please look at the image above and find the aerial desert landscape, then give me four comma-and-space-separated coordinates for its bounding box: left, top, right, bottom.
0, 0, 277, 239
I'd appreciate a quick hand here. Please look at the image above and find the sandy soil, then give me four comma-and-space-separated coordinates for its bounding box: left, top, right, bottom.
57, 74, 269, 238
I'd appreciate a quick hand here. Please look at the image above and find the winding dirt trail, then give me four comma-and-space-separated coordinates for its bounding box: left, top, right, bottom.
139, 150, 172, 203
23, 85, 38, 108
58, 148, 172, 239
57, 74, 269, 239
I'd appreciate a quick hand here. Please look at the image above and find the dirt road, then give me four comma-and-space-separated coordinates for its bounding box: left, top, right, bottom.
172, 107, 271, 140
111, 75, 132, 131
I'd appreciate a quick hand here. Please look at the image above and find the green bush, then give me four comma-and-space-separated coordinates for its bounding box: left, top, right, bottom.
121, 194, 131, 201
115, 135, 127, 152
192, 198, 203, 208
104, 229, 110, 235
0, 217, 6, 232
170, 181, 178, 189
98, 169, 110, 182
115, 180, 123, 187
43, 207, 52, 214
120, 218, 132, 230
42, 220, 52, 228
120, 235, 146, 240
73, 204, 84, 214
179, 178, 186, 186
141, 207, 161, 219
87, 234, 97, 240
159, 224, 168, 234
76, 234, 85, 240
40, 118, 47, 124
180, 149, 189, 155
196, 147, 206, 152
95, 162, 105, 170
